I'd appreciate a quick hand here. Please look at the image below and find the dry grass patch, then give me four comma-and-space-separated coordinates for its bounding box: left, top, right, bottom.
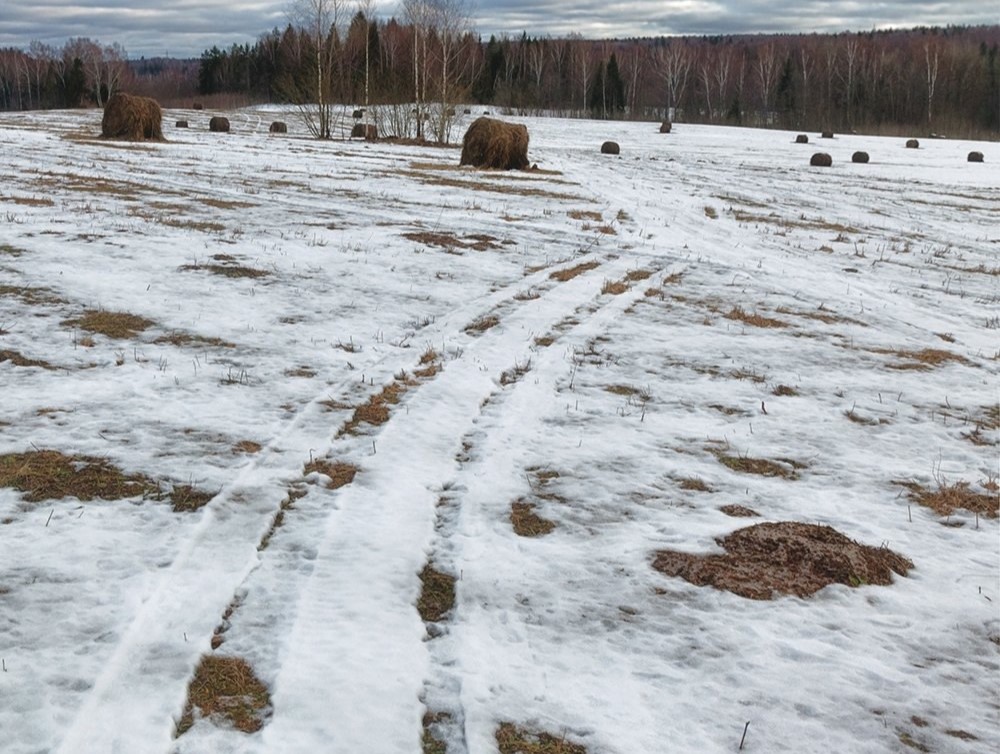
720, 504, 759, 517
496, 722, 588, 754
464, 314, 500, 334
511, 500, 556, 537
601, 279, 628, 295
200, 198, 256, 210
153, 332, 236, 348
534, 334, 556, 347
653, 522, 912, 600
874, 347, 970, 370
422, 712, 451, 754
0, 450, 157, 502
716, 452, 803, 479
179, 262, 268, 279
403, 230, 502, 252
0, 350, 55, 369
679, 478, 712, 492
284, 366, 316, 378
625, 269, 654, 282
895, 480, 998, 519
233, 440, 262, 454
7, 195, 54, 207
63, 310, 154, 339
176, 655, 271, 736
568, 209, 602, 222
170, 484, 216, 513
550, 261, 599, 282
303, 459, 359, 489
400, 171, 581, 201
772, 384, 800, 397
417, 564, 456, 623
340, 377, 413, 435
500, 359, 532, 386
724, 306, 788, 328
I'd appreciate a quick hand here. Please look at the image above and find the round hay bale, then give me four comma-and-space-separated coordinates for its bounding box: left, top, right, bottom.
352, 109, 364, 119
851, 151, 869, 163
209, 116, 230, 133
446, 107, 456, 117
906, 138, 919, 148
968, 151, 984, 162
820, 131, 834, 139
192, 102, 204, 110
600, 141, 620, 155
101, 92, 164, 141
459, 117, 529, 170
351, 123, 378, 141
659, 120, 672, 134
269, 121, 287, 134
810, 152, 832, 167
795, 134, 808, 144
175, 120, 189, 128
463, 108, 472, 115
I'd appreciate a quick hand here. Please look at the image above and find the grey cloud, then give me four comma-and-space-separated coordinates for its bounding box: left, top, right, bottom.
0, 1, 995, 57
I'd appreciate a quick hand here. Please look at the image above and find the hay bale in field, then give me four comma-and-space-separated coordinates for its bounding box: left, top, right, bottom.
659, 120, 672, 133
459, 117, 529, 170
810, 152, 832, 167
101, 92, 164, 141
193, 102, 204, 110
269, 121, 287, 134
968, 151, 984, 162
463, 108, 471, 115
351, 123, 377, 140
352, 109, 364, 119
175, 120, 188, 128
601, 141, 620, 155
851, 151, 869, 163
209, 116, 230, 132
820, 130, 834, 139
906, 138, 919, 148
795, 133, 808, 143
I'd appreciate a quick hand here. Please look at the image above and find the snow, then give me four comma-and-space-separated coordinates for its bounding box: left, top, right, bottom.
0, 107, 997, 754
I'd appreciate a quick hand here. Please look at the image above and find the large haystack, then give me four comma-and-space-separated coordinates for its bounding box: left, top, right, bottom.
810, 152, 833, 167
101, 93, 164, 141
209, 116, 230, 133
600, 141, 620, 155
269, 121, 287, 134
852, 151, 870, 163
459, 117, 529, 170
659, 120, 672, 133
968, 151, 984, 162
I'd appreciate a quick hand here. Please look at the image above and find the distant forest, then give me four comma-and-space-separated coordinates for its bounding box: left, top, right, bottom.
1, 17, 997, 140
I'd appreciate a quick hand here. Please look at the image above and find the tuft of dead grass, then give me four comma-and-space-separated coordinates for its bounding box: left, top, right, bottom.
724, 306, 788, 329
0, 450, 157, 502
464, 314, 500, 334
601, 279, 628, 295
303, 459, 359, 489
720, 504, 759, 517
895, 480, 998, 519
417, 564, 456, 623
653, 522, 912, 600
873, 347, 970, 370
568, 209, 602, 222
170, 484, 216, 513
176, 655, 271, 736
624, 269, 653, 282
179, 263, 268, 279
233, 440, 262, 454
772, 384, 799, 397
679, 478, 712, 492
340, 377, 414, 435
716, 452, 803, 479
63, 310, 155, 339
510, 500, 556, 537
496, 722, 588, 754
550, 261, 600, 282
153, 332, 236, 348
500, 359, 532, 386
0, 350, 55, 369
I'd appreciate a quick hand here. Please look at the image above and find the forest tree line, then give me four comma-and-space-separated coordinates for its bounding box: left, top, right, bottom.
1, 13, 997, 140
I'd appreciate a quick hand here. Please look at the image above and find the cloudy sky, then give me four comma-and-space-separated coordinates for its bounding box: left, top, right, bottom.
1, 1, 996, 58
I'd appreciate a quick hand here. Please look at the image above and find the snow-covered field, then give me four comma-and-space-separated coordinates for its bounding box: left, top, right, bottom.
0, 107, 997, 754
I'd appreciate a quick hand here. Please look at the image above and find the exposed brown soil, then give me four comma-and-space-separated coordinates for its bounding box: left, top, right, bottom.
653, 522, 912, 600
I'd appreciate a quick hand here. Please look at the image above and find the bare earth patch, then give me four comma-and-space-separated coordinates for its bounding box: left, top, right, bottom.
175, 655, 271, 735
653, 522, 912, 600
495, 722, 588, 754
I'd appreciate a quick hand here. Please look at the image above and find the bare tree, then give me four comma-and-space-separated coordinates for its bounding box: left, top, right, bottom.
755, 42, 779, 122
656, 42, 691, 119
288, 0, 345, 138
924, 41, 939, 129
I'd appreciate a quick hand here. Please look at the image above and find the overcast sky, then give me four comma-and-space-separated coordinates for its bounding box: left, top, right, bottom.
1, 1, 997, 58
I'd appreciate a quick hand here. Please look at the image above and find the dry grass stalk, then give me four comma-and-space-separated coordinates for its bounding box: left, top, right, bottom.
303, 460, 359, 489
464, 314, 500, 334
176, 655, 271, 735
170, 485, 215, 513
459, 117, 529, 170
716, 453, 802, 479
101, 92, 164, 141
63, 310, 155, 339
495, 722, 588, 754
895, 480, 998, 518
0, 450, 157, 502
500, 359, 532, 385
510, 500, 556, 537
0, 350, 55, 369
720, 504, 759, 517
417, 564, 456, 622
653, 522, 913, 600
601, 279, 628, 295
550, 261, 600, 282
724, 306, 788, 328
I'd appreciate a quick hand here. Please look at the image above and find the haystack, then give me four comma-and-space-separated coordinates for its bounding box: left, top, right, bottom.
269, 121, 287, 134
906, 138, 919, 148
193, 103, 204, 110
352, 109, 364, 119
209, 116, 230, 133
351, 123, 377, 140
820, 130, 834, 139
659, 120, 672, 134
101, 93, 164, 141
175, 120, 189, 128
851, 151, 869, 163
459, 117, 529, 170
600, 141, 620, 155
968, 151, 984, 162
795, 134, 808, 144
810, 152, 832, 167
